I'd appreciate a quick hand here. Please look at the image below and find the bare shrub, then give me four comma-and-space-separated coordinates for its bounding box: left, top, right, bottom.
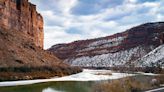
92, 77, 152, 92
155, 74, 164, 85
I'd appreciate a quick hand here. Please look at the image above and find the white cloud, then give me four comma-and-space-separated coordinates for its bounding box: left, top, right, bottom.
29, 0, 164, 49
44, 26, 84, 48
58, 0, 78, 15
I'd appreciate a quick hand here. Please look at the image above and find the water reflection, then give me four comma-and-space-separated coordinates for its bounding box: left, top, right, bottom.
42, 87, 64, 92
0, 81, 94, 92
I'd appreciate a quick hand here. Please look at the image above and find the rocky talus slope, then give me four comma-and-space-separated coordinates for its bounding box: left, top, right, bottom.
0, 27, 81, 81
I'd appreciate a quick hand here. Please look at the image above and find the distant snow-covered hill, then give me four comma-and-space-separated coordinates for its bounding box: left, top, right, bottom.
48, 22, 164, 68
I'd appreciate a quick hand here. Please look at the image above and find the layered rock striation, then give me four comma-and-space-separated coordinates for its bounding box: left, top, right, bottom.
49, 22, 164, 67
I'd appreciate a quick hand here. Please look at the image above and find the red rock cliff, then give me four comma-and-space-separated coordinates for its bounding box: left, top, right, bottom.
0, 0, 43, 48
48, 22, 164, 67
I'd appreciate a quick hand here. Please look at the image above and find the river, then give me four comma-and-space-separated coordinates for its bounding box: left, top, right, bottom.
0, 69, 134, 92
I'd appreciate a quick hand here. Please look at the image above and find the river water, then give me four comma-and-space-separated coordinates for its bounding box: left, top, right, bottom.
0, 69, 134, 92
0, 81, 94, 92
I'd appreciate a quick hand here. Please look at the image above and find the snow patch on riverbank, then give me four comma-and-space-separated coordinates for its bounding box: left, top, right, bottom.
55, 69, 134, 81
137, 72, 160, 76
0, 69, 134, 87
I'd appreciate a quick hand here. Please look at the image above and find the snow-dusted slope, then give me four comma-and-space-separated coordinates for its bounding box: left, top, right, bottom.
49, 22, 164, 68
68, 46, 148, 67
136, 45, 164, 68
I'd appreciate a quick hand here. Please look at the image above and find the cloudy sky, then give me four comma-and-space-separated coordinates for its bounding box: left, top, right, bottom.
29, 0, 164, 49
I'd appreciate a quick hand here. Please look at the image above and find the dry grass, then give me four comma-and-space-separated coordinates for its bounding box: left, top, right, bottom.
155, 74, 164, 85
93, 74, 164, 92
92, 77, 152, 92
0, 66, 82, 81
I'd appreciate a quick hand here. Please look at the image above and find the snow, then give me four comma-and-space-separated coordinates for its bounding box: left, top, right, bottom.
136, 44, 164, 67
137, 72, 160, 76
79, 36, 126, 52
0, 69, 134, 87
55, 69, 133, 81
68, 46, 148, 67
88, 36, 126, 47
68, 43, 164, 68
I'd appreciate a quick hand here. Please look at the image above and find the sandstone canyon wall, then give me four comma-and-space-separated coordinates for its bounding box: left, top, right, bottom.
0, 0, 82, 79
0, 0, 43, 48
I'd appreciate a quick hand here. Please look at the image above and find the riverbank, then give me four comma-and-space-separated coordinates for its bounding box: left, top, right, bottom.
0, 66, 82, 81
93, 74, 164, 92
0, 69, 134, 87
